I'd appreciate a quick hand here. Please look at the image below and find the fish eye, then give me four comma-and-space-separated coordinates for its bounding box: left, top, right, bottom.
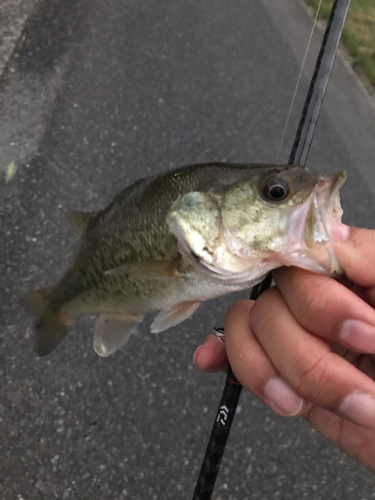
261, 177, 290, 202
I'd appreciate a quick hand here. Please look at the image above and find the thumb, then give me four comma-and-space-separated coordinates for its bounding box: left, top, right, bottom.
333, 224, 375, 287
193, 334, 228, 373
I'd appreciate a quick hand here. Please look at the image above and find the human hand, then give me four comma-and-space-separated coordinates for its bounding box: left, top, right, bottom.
194, 225, 375, 473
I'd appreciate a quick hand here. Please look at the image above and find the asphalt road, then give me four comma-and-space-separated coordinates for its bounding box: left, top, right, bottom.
1, 1, 375, 499
0, 0, 39, 77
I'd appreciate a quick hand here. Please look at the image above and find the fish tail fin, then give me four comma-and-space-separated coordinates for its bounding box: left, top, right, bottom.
20, 287, 52, 316
21, 287, 71, 356
34, 310, 70, 356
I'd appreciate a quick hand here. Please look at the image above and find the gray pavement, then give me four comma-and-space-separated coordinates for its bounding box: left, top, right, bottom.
0, 0, 40, 77
1, 1, 375, 499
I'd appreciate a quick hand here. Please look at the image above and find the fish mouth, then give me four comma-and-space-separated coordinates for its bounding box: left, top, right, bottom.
286, 171, 346, 275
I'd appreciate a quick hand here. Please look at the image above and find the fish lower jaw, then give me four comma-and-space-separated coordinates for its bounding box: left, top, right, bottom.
286, 185, 343, 276
304, 173, 345, 247
273, 245, 341, 276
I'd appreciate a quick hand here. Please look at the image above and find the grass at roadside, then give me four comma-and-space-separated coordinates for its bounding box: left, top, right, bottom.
306, 0, 375, 87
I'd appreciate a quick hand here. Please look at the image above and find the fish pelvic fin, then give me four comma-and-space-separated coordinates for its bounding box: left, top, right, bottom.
21, 288, 71, 356
66, 210, 96, 238
93, 313, 144, 357
151, 301, 201, 333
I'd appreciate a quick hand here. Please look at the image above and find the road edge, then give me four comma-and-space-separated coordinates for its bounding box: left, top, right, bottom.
300, 0, 375, 104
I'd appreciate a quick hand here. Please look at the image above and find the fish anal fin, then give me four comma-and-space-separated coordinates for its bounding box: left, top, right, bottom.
151, 301, 201, 333
105, 260, 179, 280
67, 211, 96, 238
93, 313, 143, 357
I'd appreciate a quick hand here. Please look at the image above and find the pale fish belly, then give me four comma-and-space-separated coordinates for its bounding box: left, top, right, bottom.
59, 271, 248, 357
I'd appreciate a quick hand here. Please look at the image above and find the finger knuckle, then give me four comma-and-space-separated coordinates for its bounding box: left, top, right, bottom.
250, 288, 281, 337
352, 227, 375, 251
297, 280, 331, 323
232, 344, 270, 396
236, 342, 256, 370
224, 300, 252, 326
344, 228, 375, 286
291, 349, 334, 403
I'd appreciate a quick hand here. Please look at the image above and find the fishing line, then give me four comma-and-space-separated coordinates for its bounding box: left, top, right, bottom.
193, 1, 351, 498
276, 0, 322, 163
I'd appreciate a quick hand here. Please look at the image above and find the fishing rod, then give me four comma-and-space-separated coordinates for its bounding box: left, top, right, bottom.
192, 1, 351, 498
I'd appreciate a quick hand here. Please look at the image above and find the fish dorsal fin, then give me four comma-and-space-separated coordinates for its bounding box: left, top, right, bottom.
66, 211, 96, 238
93, 313, 143, 357
105, 260, 179, 280
151, 300, 201, 333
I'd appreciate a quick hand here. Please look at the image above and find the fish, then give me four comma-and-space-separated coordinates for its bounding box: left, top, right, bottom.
22, 163, 346, 357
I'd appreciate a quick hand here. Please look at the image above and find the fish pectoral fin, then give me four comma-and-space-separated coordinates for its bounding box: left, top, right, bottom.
105, 260, 179, 279
66, 211, 96, 238
93, 313, 143, 357
151, 301, 201, 333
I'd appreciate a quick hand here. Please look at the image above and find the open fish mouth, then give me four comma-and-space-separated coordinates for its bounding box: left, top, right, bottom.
285, 171, 346, 275
167, 168, 347, 285
304, 171, 346, 246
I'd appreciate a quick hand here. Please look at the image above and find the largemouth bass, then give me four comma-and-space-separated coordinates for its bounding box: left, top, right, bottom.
23, 163, 346, 357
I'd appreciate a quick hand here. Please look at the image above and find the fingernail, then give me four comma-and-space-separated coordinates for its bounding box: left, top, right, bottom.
340, 319, 375, 353
332, 222, 349, 242
193, 336, 215, 364
339, 391, 375, 427
193, 345, 203, 365
264, 377, 304, 416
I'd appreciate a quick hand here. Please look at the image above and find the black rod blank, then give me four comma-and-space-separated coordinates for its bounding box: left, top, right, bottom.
192, 367, 242, 500
289, 0, 351, 166
192, 1, 351, 498
192, 276, 272, 500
